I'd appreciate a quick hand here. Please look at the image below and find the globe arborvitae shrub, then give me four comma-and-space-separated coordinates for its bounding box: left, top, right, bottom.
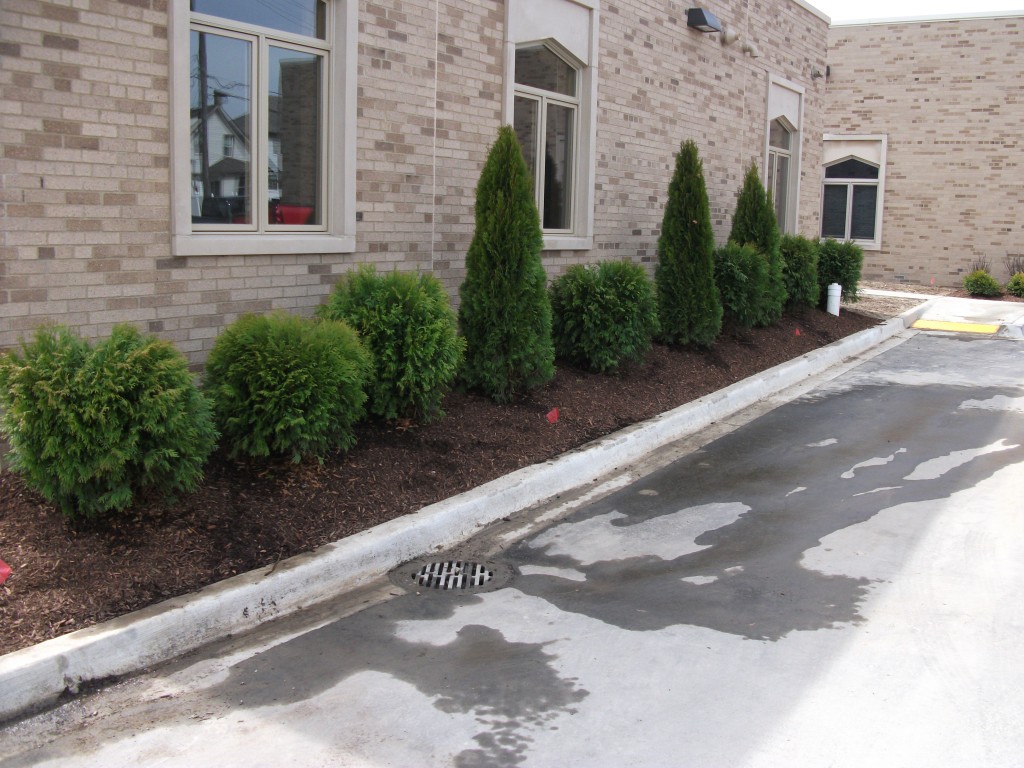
550, 260, 660, 373
317, 265, 465, 423
729, 163, 786, 325
204, 312, 373, 463
817, 239, 864, 307
714, 242, 771, 328
780, 234, 820, 309
0, 324, 216, 519
458, 125, 555, 403
1006, 272, 1024, 298
655, 139, 723, 347
962, 269, 1002, 297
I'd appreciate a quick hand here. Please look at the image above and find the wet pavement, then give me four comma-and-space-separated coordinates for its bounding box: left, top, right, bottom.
2, 330, 1023, 767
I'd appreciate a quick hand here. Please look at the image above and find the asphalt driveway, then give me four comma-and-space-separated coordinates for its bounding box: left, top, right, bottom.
3, 329, 1023, 767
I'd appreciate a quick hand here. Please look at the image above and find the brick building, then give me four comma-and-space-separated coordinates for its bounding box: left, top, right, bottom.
825, 12, 1024, 286
1, 0, 829, 362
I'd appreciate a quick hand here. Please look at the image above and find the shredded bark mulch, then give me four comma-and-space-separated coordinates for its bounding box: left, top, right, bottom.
0, 308, 878, 654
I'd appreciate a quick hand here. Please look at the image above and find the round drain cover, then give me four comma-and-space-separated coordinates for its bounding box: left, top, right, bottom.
412, 560, 494, 590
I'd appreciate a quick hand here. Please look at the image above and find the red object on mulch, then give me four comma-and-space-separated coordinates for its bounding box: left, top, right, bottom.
0, 559, 10, 586
547, 408, 560, 424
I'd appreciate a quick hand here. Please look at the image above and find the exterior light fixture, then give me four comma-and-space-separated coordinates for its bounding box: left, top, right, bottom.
686, 8, 723, 33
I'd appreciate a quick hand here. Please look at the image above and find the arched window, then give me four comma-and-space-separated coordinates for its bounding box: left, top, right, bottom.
821, 158, 881, 243
513, 44, 579, 232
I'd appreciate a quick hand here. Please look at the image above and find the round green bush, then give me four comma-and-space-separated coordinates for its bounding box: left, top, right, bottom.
204, 313, 372, 463
963, 269, 1002, 297
817, 239, 864, 308
714, 242, 771, 328
1006, 272, 1024, 298
550, 261, 659, 373
780, 234, 820, 308
317, 266, 465, 423
0, 324, 216, 519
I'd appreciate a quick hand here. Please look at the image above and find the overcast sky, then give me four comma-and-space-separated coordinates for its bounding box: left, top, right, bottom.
810, 0, 1022, 23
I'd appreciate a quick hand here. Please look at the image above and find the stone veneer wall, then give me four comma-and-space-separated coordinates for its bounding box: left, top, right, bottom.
1, 0, 827, 363
826, 14, 1024, 286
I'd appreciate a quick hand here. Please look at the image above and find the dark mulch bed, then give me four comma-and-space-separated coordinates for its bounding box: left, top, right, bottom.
0, 309, 878, 654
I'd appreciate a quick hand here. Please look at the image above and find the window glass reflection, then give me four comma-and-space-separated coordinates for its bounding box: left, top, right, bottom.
269, 47, 322, 226
544, 104, 574, 230
191, 0, 326, 39
190, 31, 252, 224
515, 46, 576, 97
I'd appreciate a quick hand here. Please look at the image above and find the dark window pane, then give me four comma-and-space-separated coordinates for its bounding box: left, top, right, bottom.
513, 96, 540, 188
771, 151, 790, 232
543, 103, 574, 230
270, 47, 322, 226
769, 119, 791, 151
850, 185, 878, 240
515, 46, 576, 97
191, 0, 326, 39
825, 158, 879, 180
821, 185, 848, 239
191, 31, 252, 225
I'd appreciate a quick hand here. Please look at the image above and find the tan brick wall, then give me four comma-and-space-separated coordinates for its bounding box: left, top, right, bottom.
826, 15, 1024, 286
1, 0, 827, 363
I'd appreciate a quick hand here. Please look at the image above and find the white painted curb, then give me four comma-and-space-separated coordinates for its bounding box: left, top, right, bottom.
0, 303, 930, 723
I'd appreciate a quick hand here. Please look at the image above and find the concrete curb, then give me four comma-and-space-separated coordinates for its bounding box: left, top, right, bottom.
0, 303, 930, 723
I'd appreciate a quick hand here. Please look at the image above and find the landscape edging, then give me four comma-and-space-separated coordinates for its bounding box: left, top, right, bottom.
0, 303, 930, 724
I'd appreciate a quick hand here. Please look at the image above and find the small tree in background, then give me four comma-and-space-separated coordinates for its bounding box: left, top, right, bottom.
458, 125, 554, 403
655, 139, 722, 347
729, 163, 786, 325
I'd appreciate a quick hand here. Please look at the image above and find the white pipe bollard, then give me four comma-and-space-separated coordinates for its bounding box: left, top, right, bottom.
826, 283, 842, 316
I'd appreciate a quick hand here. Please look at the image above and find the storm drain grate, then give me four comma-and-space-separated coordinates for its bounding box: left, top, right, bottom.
412, 560, 494, 590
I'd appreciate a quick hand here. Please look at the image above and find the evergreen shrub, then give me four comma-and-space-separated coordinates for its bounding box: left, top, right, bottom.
458, 125, 555, 403
550, 260, 659, 373
817, 239, 864, 307
205, 313, 372, 462
0, 324, 216, 519
655, 139, 722, 346
714, 243, 770, 328
1006, 272, 1024, 298
318, 266, 464, 423
729, 164, 786, 324
962, 269, 1002, 297
780, 234, 820, 309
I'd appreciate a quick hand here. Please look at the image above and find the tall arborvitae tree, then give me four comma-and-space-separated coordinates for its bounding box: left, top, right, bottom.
655, 139, 722, 347
729, 163, 786, 326
458, 125, 555, 403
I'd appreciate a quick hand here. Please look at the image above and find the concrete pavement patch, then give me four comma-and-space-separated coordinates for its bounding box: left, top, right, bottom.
0, 304, 930, 724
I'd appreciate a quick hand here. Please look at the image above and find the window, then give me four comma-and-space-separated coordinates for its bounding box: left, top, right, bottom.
172, 0, 356, 256
764, 76, 803, 235
767, 119, 793, 233
504, 0, 597, 250
513, 44, 578, 232
821, 135, 887, 249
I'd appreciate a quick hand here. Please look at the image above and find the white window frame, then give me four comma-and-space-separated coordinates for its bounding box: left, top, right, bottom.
505, 0, 598, 251
767, 117, 796, 234
169, 1, 356, 257
764, 75, 804, 235
821, 134, 888, 251
513, 42, 581, 236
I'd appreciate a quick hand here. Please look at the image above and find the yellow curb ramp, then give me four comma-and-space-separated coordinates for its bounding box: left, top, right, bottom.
912, 319, 999, 335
